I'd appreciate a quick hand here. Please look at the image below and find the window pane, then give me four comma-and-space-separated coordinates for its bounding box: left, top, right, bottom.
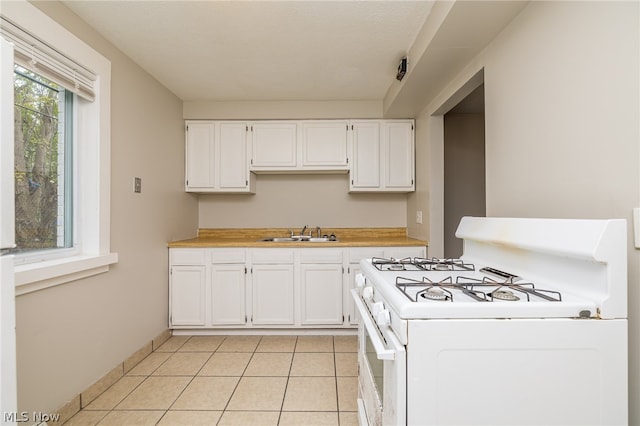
13, 65, 72, 253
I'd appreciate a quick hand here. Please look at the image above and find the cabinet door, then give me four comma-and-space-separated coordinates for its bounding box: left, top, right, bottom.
170, 265, 206, 327
218, 123, 249, 190
350, 121, 381, 189
301, 121, 348, 168
211, 264, 246, 325
251, 264, 294, 324
384, 121, 414, 189
299, 264, 344, 325
185, 122, 214, 190
250, 122, 298, 168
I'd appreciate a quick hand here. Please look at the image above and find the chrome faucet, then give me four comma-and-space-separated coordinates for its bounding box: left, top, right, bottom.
316, 226, 322, 237
300, 225, 308, 237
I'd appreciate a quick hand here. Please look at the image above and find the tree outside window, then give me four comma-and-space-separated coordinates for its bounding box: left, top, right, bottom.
13, 65, 72, 253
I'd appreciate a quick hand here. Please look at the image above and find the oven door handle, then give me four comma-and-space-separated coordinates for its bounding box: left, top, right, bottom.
351, 289, 396, 361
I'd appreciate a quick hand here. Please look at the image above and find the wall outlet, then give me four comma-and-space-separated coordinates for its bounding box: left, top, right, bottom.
416, 210, 423, 224
134, 177, 142, 193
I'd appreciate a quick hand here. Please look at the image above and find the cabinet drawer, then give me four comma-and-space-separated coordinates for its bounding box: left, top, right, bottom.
170, 249, 206, 265
348, 247, 385, 263
298, 248, 344, 264
210, 248, 246, 264
251, 249, 295, 264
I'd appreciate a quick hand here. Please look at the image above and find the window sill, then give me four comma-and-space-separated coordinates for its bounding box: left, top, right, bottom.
15, 253, 118, 296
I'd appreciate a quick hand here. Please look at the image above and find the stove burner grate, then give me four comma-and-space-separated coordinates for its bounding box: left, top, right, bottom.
372, 257, 475, 272
456, 276, 562, 302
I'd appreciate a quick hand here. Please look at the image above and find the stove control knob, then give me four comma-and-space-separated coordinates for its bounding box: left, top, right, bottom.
362, 286, 374, 299
372, 301, 384, 315
355, 273, 366, 288
376, 310, 391, 327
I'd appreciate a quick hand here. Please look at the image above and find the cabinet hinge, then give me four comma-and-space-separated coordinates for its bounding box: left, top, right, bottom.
347, 266, 350, 274
250, 159, 253, 165
351, 179, 354, 185
245, 315, 248, 323
412, 124, 414, 131
342, 266, 344, 274
244, 267, 247, 274
251, 125, 254, 131
342, 315, 345, 323
246, 180, 248, 186
351, 124, 354, 130
246, 125, 248, 131
186, 125, 188, 132
346, 157, 349, 164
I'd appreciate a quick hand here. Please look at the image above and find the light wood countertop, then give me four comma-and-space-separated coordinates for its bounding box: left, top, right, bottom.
168, 227, 427, 248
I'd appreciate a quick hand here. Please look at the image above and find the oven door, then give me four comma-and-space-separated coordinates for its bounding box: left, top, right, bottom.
352, 288, 406, 426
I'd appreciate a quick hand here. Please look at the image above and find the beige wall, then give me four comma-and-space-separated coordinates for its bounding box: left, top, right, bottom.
16, 1, 198, 414
416, 1, 639, 422
199, 174, 407, 229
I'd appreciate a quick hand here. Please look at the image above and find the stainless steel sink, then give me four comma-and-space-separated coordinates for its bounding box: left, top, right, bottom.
259, 236, 338, 243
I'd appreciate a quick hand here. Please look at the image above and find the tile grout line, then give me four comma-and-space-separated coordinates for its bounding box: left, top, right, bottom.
275, 335, 298, 425
216, 336, 265, 425
158, 335, 220, 425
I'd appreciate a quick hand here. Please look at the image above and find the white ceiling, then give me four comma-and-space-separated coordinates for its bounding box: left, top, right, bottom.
62, 0, 436, 102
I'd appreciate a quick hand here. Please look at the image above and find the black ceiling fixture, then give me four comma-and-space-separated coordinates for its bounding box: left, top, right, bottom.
396, 57, 407, 81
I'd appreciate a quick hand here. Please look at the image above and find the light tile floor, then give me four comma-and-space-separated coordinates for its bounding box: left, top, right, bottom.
64, 335, 359, 426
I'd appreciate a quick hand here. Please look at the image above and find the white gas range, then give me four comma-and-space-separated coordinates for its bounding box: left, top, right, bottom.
352, 217, 628, 426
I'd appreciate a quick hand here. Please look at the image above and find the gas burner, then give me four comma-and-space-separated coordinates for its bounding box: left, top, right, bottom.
490, 289, 520, 301
420, 287, 449, 301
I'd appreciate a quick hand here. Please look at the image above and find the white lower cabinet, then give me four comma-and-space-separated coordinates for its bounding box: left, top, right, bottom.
251, 264, 295, 325
169, 249, 207, 327
210, 264, 246, 325
170, 266, 206, 326
299, 249, 344, 325
169, 245, 425, 329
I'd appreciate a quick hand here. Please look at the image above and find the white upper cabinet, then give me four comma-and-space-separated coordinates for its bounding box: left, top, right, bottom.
300, 120, 349, 170
350, 121, 381, 189
384, 121, 415, 189
185, 122, 214, 189
185, 119, 414, 192
350, 119, 414, 192
250, 121, 298, 169
249, 120, 349, 172
185, 121, 254, 193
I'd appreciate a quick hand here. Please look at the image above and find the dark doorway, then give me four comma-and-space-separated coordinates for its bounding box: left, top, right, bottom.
443, 84, 486, 258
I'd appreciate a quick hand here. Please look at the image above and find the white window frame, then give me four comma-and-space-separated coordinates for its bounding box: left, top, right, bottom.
2, 0, 117, 295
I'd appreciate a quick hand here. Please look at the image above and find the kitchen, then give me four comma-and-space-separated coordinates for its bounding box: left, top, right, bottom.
0, 0, 638, 425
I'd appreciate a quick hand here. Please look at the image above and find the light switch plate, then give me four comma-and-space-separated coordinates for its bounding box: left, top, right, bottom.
134, 177, 142, 193
416, 210, 423, 224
